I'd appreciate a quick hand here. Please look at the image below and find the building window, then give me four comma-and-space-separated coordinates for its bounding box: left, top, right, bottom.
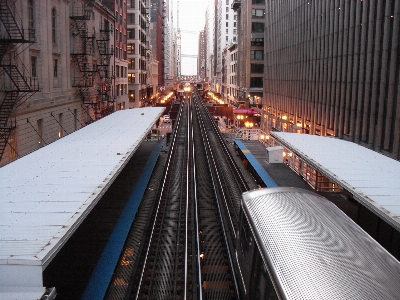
250, 77, 263, 88
128, 0, 135, 8
252, 9, 265, 17
128, 13, 135, 24
58, 113, 63, 138
73, 109, 78, 131
226, 0, 229, 4
31, 56, 37, 77
252, 0, 265, 4
28, 0, 35, 40
37, 119, 43, 147
252, 22, 264, 33
251, 50, 263, 60
128, 58, 135, 69
52, 8, 56, 43
129, 90, 135, 102
116, 65, 120, 77
116, 29, 119, 40
251, 38, 264, 46
226, 14, 229, 20
127, 43, 135, 54
251, 64, 264, 73
128, 73, 135, 83
53, 59, 58, 77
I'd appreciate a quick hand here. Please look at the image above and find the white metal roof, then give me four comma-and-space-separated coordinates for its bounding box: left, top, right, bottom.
242, 187, 400, 299
271, 132, 400, 231
0, 107, 164, 294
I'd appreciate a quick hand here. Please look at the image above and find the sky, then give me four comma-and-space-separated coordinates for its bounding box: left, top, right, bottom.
175, 0, 212, 75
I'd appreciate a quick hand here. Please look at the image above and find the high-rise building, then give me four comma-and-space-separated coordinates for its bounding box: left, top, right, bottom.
262, 1, 400, 161
204, 6, 213, 84
127, 0, 149, 107
232, 0, 264, 107
214, 0, 237, 95
198, 31, 206, 81
113, 0, 129, 110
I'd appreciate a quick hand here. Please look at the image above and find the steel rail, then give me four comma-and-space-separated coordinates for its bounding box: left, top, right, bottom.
194, 99, 237, 241
194, 96, 240, 298
190, 97, 203, 300
184, 100, 190, 299
134, 103, 184, 300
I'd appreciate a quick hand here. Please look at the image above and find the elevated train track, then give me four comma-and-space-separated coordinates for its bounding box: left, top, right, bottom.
105, 89, 258, 299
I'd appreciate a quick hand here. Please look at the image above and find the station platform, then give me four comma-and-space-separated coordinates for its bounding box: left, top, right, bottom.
233, 139, 360, 221
0, 108, 164, 299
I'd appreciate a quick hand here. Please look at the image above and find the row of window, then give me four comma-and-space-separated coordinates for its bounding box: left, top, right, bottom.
31, 56, 58, 78
127, 72, 146, 84
225, 22, 237, 28
226, 28, 237, 34
36, 111, 79, 149
115, 46, 127, 60
225, 14, 238, 20
115, 65, 128, 78
115, 29, 126, 43
116, 84, 128, 96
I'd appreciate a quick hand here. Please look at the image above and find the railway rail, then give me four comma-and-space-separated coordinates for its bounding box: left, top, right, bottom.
105, 89, 258, 299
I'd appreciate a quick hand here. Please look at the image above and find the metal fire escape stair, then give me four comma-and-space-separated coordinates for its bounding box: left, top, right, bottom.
70, 3, 101, 119
0, 0, 38, 161
96, 25, 114, 116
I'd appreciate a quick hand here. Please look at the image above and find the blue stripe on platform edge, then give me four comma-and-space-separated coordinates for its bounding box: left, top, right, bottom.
234, 140, 278, 188
81, 141, 163, 300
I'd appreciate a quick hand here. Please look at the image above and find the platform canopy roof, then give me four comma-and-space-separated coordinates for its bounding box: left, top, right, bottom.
0, 107, 164, 298
271, 132, 400, 232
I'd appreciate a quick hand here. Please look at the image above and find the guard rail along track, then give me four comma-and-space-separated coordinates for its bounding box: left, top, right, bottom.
105, 89, 256, 300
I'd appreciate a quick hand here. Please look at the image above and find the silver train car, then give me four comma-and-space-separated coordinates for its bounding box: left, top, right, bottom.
235, 187, 400, 300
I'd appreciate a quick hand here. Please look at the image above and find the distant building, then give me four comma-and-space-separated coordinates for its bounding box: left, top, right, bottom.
226, 43, 238, 105
262, 0, 400, 160
198, 31, 206, 81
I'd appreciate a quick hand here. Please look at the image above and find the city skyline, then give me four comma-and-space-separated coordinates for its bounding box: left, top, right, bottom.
175, 0, 211, 75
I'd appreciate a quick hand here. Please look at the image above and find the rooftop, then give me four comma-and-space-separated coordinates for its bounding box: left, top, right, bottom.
271, 132, 400, 231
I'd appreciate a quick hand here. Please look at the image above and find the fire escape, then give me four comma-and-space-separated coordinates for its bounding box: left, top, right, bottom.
0, 0, 39, 160
96, 21, 114, 117
143, 5, 151, 102
70, 1, 99, 121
